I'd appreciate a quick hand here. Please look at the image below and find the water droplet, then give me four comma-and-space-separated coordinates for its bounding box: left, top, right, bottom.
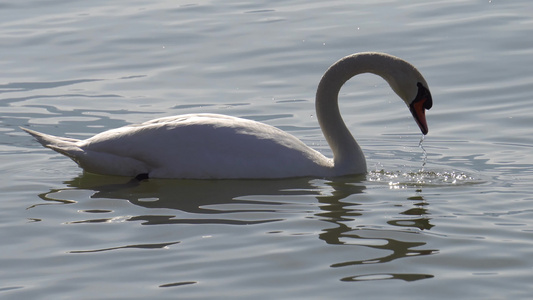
418, 134, 427, 171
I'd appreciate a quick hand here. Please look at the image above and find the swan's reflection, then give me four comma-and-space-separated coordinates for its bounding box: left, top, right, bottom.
61, 173, 325, 213
37, 172, 436, 282
313, 178, 436, 282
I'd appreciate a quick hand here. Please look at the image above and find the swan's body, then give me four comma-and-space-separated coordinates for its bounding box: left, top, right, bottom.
22, 52, 432, 179
23, 114, 335, 178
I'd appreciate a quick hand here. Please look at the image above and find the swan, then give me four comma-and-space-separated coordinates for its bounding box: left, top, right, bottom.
22, 52, 432, 179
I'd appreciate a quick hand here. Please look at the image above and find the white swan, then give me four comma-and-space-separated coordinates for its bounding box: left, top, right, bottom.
22, 52, 432, 179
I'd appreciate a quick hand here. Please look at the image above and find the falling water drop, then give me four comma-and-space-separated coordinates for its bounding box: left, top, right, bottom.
418, 134, 427, 171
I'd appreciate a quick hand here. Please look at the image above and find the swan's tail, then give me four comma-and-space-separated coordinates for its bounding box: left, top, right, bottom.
21, 127, 84, 160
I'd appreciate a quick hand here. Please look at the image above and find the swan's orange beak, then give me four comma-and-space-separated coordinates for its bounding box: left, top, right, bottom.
409, 83, 432, 135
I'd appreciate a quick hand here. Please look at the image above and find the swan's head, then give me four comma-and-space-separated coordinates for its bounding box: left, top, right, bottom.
408, 82, 432, 135
383, 57, 433, 135
317, 52, 433, 135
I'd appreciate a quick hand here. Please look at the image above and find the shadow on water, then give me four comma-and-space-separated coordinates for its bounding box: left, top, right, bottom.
35, 172, 437, 282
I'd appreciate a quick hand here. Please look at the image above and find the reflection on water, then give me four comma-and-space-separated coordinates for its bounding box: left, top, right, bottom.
0, 79, 103, 93
57, 173, 324, 213
70, 241, 180, 254
342, 273, 434, 282
316, 178, 436, 282
34, 172, 439, 283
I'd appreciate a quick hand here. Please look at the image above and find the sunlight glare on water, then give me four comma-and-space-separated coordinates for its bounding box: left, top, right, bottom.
368, 169, 480, 189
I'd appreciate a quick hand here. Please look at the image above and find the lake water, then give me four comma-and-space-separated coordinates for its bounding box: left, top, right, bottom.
2, 0, 533, 299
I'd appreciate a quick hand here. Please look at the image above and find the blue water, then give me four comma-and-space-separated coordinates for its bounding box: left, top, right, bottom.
2, 1, 533, 299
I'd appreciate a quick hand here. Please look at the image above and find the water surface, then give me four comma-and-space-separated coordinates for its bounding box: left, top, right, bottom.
1, 0, 533, 299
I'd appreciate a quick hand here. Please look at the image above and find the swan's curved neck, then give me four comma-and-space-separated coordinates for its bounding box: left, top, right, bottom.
315, 53, 403, 174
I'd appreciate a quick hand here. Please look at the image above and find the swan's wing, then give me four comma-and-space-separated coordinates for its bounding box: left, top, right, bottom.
79, 114, 330, 178
134, 113, 239, 126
